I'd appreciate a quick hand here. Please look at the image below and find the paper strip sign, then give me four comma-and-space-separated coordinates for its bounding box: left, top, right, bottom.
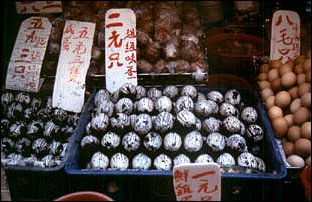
270, 10, 300, 64
173, 162, 221, 201
105, 9, 138, 93
5, 17, 51, 92
52, 20, 95, 113
16, 1, 62, 14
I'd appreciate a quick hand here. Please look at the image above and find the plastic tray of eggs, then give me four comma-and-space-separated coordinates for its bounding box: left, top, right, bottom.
65, 83, 286, 179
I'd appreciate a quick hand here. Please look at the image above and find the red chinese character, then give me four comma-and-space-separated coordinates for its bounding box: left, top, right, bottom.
277, 29, 293, 45
108, 31, 122, 48
125, 65, 137, 78
175, 183, 193, 196
25, 31, 46, 47
197, 180, 218, 194
19, 1, 40, 13
68, 65, 80, 82
125, 42, 136, 53
64, 23, 74, 35
14, 48, 31, 63
125, 52, 136, 65
13, 65, 26, 79
73, 41, 86, 54
25, 30, 36, 43
124, 28, 136, 39
27, 18, 44, 29
174, 169, 189, 183
74, 26, 89, 39
278, 48, 291, 55
201, 195, 213, 201
69, 55, 84, 65
63, 36, 72, 51
108, 53, 123, 68
106, 12, 123, 28
180, 194, 193, 201
191, 171, 215, 179
42, 1, 62, 9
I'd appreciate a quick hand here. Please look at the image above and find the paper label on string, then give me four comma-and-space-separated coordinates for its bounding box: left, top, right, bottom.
5, 17, 51, 92
173, 162, 221, 201
52, 20, 95, 113
105, 9, 137, 93
16, 1, 62, 14
270, 10, 300, 64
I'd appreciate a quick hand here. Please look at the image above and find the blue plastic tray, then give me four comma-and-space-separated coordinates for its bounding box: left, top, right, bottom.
65, 87, 287, 180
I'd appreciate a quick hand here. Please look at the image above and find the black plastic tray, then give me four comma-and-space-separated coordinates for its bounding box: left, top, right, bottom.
65, 86, 286, 180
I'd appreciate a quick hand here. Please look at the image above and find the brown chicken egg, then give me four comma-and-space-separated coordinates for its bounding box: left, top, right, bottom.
284, 114, 294, 127
265, 96, 275, 109
261, 88, 274, 100
305, 71, 311, 83
294, 138, 311, 158
301, 121, 311, 139
283, 140, 295, 156
279, 63, 293, 76
271, 78, 282, 93
287, 125, 302, 142
290, 98, 302, 114
297, 74, 306, 86
294, 64, 304, 74
268, 68, 279, 82
294, 55, 306, 65
288, 86, 299, 100
298, 82, 311, 97
293, 107, 310, 126
259, 81, 271, 90
275, 91, 291, 109
301, 92, 311, 108
272, 117, 289, 138
281, 72, 297, 90
268, 106, 284, 120
259, 63, 270, 73
303, 58, 311, 73
258, 73, 268, 81
271, 59, 282, 69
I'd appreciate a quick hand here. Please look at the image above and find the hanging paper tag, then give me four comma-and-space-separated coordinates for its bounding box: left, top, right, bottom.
173, 162, 221, 201
5, 17, 51, 92
270, 10, 300, 64
52, 20, 95, 113
105, 9, 137, 93
16, 1, 62, 14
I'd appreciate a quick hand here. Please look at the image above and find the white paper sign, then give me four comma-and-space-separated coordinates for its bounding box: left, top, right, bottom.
105, 9, 137, 93
173, 162, 221, 201
5, 17, 51, 92
270, 10, 300, 64
16, 1, 62, 14
52, 20, 95, 113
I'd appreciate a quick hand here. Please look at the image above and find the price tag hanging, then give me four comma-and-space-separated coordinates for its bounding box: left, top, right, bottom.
105, 9, 138, 93
52, 20, 95, 113
270, 10, 300, 64
173, 162, 221, 201
5, 17, 51, 93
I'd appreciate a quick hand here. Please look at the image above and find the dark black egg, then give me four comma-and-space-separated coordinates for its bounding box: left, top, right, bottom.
36, 108, 52, 121
32, 138, 49, 156
30, 97, 42, 111
49, 140, 63, 156
53, 108, 68, 125
26, 120, 44, 140
1, 119, 10, 137
15, 137, 32, 155
80, 135, 99, 151
24, 108, 35, 120
1, 92, 14, 105
7, 102, 23, 119
15, 92, 31, 105
43, 120, 60, 139
119, 83, 137, 99
1, 137, 15, 154
9, 121, 27, 139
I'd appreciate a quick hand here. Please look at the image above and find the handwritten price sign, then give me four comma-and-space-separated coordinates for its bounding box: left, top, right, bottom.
52, 20, 95, 113
105, 9, 137, 93
5, 17, 51, 92
16, 1, 62, 14
270, 10, 300, 64
173, 162, 221, 201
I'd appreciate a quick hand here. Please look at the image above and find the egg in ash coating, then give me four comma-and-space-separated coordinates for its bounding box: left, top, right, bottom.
226, 134, 248, 152
246, 124, 264, 142
154, 111, 175, 133
219, 103, 239, 117
237, 152, 257, 169
90, 151, 109, 169
175, 95, 194, 112
155, 96, 173, 112
163, 132, 182, 151
216, 153, 236, 167
206, 132, 226, 152
101, 132, 120, 150
181, 85, 198, 100
132, 153, 152, 170
153, 153, 172, 170
225, 89, 241, 106
122, 132, 141, 152
241, 107, 258, 124
202, 117, 222, 133
206, 91, 224, 104
110, 153, 129, 170
132, 113, 153, 135
194, 99, 219, 117
162, 85, 179, 100
144, 132, 162, 151
135, 97, 154, 113
195, 154, 214, 163
173, 154, 191, 166
223, 116, 246, 134
184, 131, 203, 152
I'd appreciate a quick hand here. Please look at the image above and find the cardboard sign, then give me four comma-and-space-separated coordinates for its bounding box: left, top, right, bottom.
5, 17, 51, 92
173, 162, 221, 201
105, 9, 137, 93
52, 20, 95, 113
16, 1, 62, 14
270, 10, 300, 64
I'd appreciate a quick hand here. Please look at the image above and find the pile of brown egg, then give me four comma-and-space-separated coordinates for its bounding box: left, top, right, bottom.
257, 51, 311, 167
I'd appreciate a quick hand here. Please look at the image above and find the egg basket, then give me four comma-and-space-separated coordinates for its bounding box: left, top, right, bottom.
0, 79, 92, 201
64, 85, 286, 201
205, 33, 268, 81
